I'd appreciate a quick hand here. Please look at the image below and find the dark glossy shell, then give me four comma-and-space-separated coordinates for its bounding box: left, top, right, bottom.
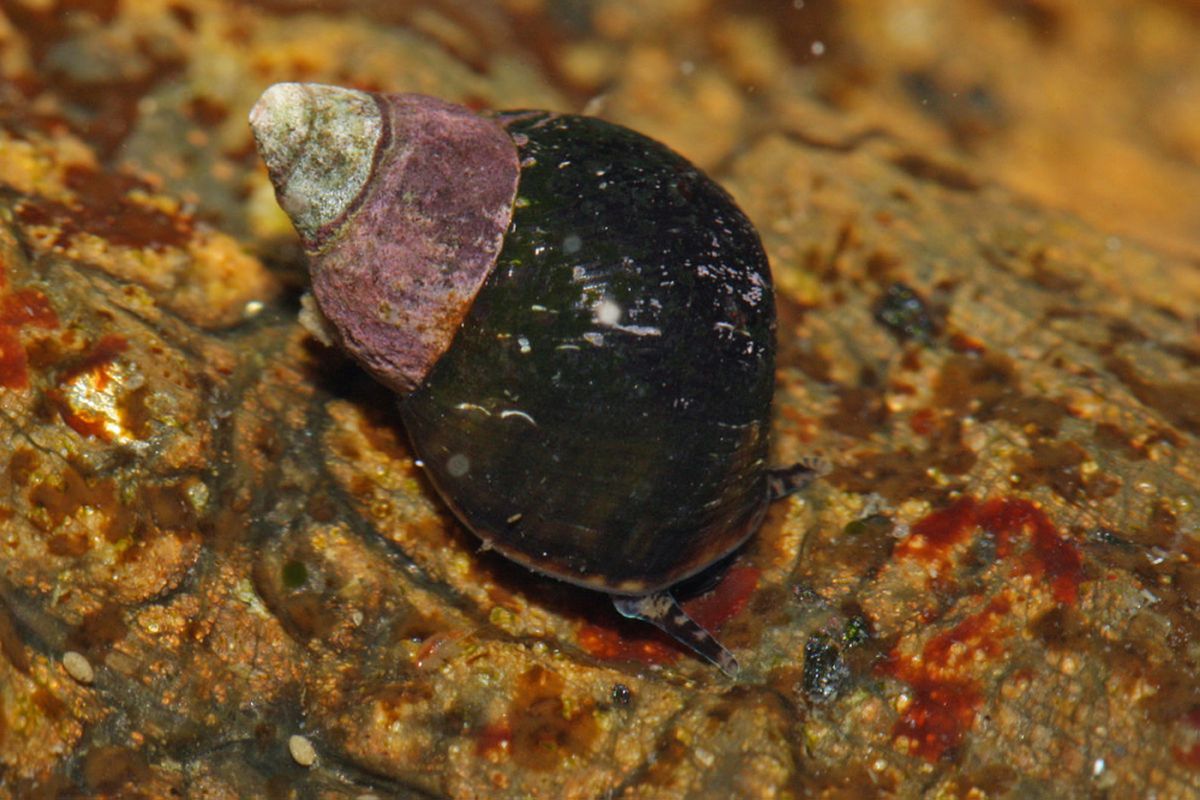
401, 113, 776, 595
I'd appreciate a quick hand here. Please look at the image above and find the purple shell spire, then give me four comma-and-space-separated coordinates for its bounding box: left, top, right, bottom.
249, 83, 520, 394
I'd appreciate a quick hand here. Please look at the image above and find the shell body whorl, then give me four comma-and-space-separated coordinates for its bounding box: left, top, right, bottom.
401, 112, 776, 595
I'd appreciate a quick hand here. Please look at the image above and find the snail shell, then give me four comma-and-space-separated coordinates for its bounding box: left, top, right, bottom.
251, 83, 814, 674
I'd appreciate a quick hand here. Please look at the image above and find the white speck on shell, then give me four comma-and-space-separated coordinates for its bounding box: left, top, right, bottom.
595, 298, 621, 326
447, 453, 470, 477
593, 298, 662, 336
499, 409, 537, 425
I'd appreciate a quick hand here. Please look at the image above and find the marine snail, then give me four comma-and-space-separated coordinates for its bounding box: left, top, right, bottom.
249, 83, 817, 676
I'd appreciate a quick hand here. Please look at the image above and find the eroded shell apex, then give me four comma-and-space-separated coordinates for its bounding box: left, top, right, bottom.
250, 83, 383, 245
249, 83, 521, 394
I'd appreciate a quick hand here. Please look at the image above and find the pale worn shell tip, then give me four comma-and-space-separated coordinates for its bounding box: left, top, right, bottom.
249, 82, 383, 247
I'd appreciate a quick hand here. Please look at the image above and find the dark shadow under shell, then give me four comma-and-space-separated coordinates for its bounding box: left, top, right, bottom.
401, 113, 776, 595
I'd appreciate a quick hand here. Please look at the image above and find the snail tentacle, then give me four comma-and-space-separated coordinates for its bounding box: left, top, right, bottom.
767, 458, 830, 502
613, 592, 739, 678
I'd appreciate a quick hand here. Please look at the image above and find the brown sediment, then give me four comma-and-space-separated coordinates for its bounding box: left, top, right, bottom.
17, 164, 192, 251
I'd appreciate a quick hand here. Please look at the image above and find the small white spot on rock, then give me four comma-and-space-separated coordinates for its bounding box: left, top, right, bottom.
62, 651, 94, 684
518, 336, 531, 354
289, 734, 317, 767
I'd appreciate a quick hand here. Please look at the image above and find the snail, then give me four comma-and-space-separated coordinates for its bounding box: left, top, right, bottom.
249, 83, 818, 676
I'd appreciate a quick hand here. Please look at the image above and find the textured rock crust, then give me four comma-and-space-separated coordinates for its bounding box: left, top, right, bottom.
0, 1, 1199, 798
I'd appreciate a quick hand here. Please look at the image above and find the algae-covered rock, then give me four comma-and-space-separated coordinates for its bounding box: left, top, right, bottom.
1, 1, 1198, 797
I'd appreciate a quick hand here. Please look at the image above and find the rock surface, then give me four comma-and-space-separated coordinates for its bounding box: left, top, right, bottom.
1, 1, 1199, 797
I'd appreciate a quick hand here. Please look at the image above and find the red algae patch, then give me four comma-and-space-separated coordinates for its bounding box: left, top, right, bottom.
880, 595, 1014, 762
896, 496, 1083, 605
0, 286, 59, 390
880, 496, 1086, 762
17, 165, 192, 253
